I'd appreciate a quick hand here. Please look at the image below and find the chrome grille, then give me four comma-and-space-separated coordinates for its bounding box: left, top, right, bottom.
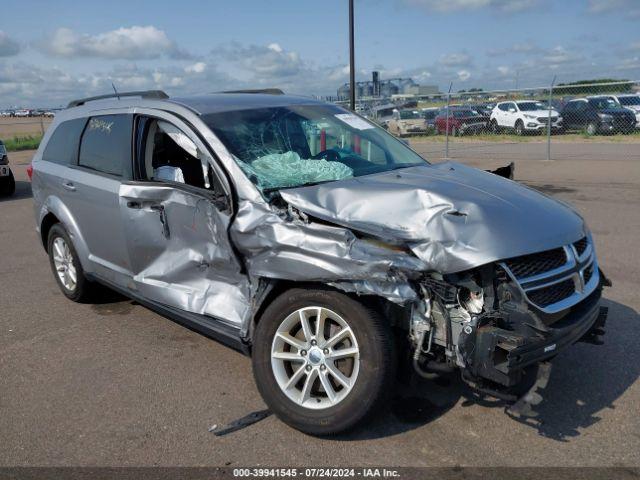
500, 236, 599, 314
504, 247, 567, 279
573, 237, 588, 257
527, 278, 575, 307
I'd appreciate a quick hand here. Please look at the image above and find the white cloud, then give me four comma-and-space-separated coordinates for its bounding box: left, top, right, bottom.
497, 66, 511, 75
439, 52, 471, 67
401, 0, 542, 13
40, 26, 189, 60
185, 62, 207, 74
616, 56, 640, 70
587, 0, 640, 16
457, 69, 471, 81
0, 31, 20, 57
219, 42, 305, 78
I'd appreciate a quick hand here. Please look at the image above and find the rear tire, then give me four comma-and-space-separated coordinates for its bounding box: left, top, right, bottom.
252, 288, 396, 435
490, 119, 499, 134
515, 120, 524, 136
47, 223, 94, 302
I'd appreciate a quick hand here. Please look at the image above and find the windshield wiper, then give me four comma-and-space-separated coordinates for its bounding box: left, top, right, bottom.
262, 179, 340, 194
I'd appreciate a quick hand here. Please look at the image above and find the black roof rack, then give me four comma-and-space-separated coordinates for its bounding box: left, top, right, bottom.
67, 90, 169, 108
220, 88, 284, 95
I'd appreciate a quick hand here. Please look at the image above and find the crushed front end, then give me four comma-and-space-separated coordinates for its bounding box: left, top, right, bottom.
409, 234, 609, 398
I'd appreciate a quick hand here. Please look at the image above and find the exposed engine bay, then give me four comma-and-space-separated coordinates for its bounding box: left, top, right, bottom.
407, 247, 609, 400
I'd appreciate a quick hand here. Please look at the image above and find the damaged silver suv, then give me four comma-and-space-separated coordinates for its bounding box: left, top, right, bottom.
31, 90, 608, 435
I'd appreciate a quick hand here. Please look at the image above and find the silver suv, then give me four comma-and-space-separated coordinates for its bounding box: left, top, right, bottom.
31, 90, 608, 435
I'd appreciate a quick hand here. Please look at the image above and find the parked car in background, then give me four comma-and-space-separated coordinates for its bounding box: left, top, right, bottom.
30, 89, 608, 435
435, 107, 487, 136
537, 99, 566, 112
590, 94, 640, 128
14, 109, 31, 117
43, 111, 56, 118
561, 98, 636, 135
467, 103, 494, 119
490, 101, 562, 135
387, 109, 429, 137
0, 140, 15, 196
420, 107, 439, 130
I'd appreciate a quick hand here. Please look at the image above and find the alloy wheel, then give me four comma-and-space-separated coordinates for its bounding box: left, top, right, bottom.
52, 237, 77, 292
270, 306, 360, 410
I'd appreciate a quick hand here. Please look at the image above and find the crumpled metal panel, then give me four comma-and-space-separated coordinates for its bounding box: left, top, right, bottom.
279, 162, 586, 274
119, 184, 251, 327
230, 199, 426, 286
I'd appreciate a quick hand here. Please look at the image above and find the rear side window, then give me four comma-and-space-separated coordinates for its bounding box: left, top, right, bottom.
42, 118, 86, 165
79, 115, 132, 177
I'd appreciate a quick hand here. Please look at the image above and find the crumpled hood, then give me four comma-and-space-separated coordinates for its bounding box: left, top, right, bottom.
279, 162, 586, 273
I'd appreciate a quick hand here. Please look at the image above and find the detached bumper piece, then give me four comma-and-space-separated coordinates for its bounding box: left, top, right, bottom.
470, 291, 606, 389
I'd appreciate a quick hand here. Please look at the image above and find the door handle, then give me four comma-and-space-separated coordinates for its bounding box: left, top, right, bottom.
62, 181, 76, 192
126, 201, 142, 209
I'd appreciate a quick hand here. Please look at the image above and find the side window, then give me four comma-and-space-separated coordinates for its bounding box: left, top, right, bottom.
78, 115, 132, 177
42, 118, 86, 165
136, 117, 220, 192
498, 103, 508, 112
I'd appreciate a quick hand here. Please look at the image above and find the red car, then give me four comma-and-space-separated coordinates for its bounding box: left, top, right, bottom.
435, 108, 487, 135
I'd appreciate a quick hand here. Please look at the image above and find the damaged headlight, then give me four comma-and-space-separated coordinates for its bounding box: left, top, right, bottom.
458, 287, 484, 315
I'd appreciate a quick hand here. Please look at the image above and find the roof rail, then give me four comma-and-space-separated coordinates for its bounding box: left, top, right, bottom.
221, 88, 284, 95
67, 90, 169, 108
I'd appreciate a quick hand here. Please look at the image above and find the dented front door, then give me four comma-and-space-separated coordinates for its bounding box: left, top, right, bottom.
118, 184, 252, 327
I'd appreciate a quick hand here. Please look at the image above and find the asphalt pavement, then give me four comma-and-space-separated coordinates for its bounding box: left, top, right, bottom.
1, 145, 639, 467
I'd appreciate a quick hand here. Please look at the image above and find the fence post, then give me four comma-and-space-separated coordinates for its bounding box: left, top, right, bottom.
445, 82, 453, 159
546, 75, 557, 161
40, 117, 45, 136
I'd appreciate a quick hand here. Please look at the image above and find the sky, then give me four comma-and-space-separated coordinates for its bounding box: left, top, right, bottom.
1, 0, 639, 107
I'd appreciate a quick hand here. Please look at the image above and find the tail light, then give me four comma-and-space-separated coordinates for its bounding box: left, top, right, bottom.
27, 163, 33, 181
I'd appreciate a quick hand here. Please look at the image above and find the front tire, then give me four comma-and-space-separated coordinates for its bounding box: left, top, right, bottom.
252, 288, 395, 435
47, 223, 94, 302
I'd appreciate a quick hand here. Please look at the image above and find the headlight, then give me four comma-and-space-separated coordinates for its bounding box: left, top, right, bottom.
524, 114, 536, 119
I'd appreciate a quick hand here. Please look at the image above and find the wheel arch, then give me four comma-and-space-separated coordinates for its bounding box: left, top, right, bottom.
248, 280, 400, 349
38, 197, 91, 271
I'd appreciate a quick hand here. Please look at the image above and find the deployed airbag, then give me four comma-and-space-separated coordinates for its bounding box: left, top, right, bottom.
237, 151, 353, 190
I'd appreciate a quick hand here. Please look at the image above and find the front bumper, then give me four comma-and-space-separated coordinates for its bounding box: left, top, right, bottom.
470, 286, 606, 387
524, 122, 562, 131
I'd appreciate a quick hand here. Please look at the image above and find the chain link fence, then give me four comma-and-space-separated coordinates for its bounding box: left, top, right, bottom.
379, 79, 640, 163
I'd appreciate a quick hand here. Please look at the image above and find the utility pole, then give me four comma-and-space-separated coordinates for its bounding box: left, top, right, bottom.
349, 0, 356, 111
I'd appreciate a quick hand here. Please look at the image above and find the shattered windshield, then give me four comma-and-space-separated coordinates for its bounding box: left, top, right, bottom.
204, 104, 428, 194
